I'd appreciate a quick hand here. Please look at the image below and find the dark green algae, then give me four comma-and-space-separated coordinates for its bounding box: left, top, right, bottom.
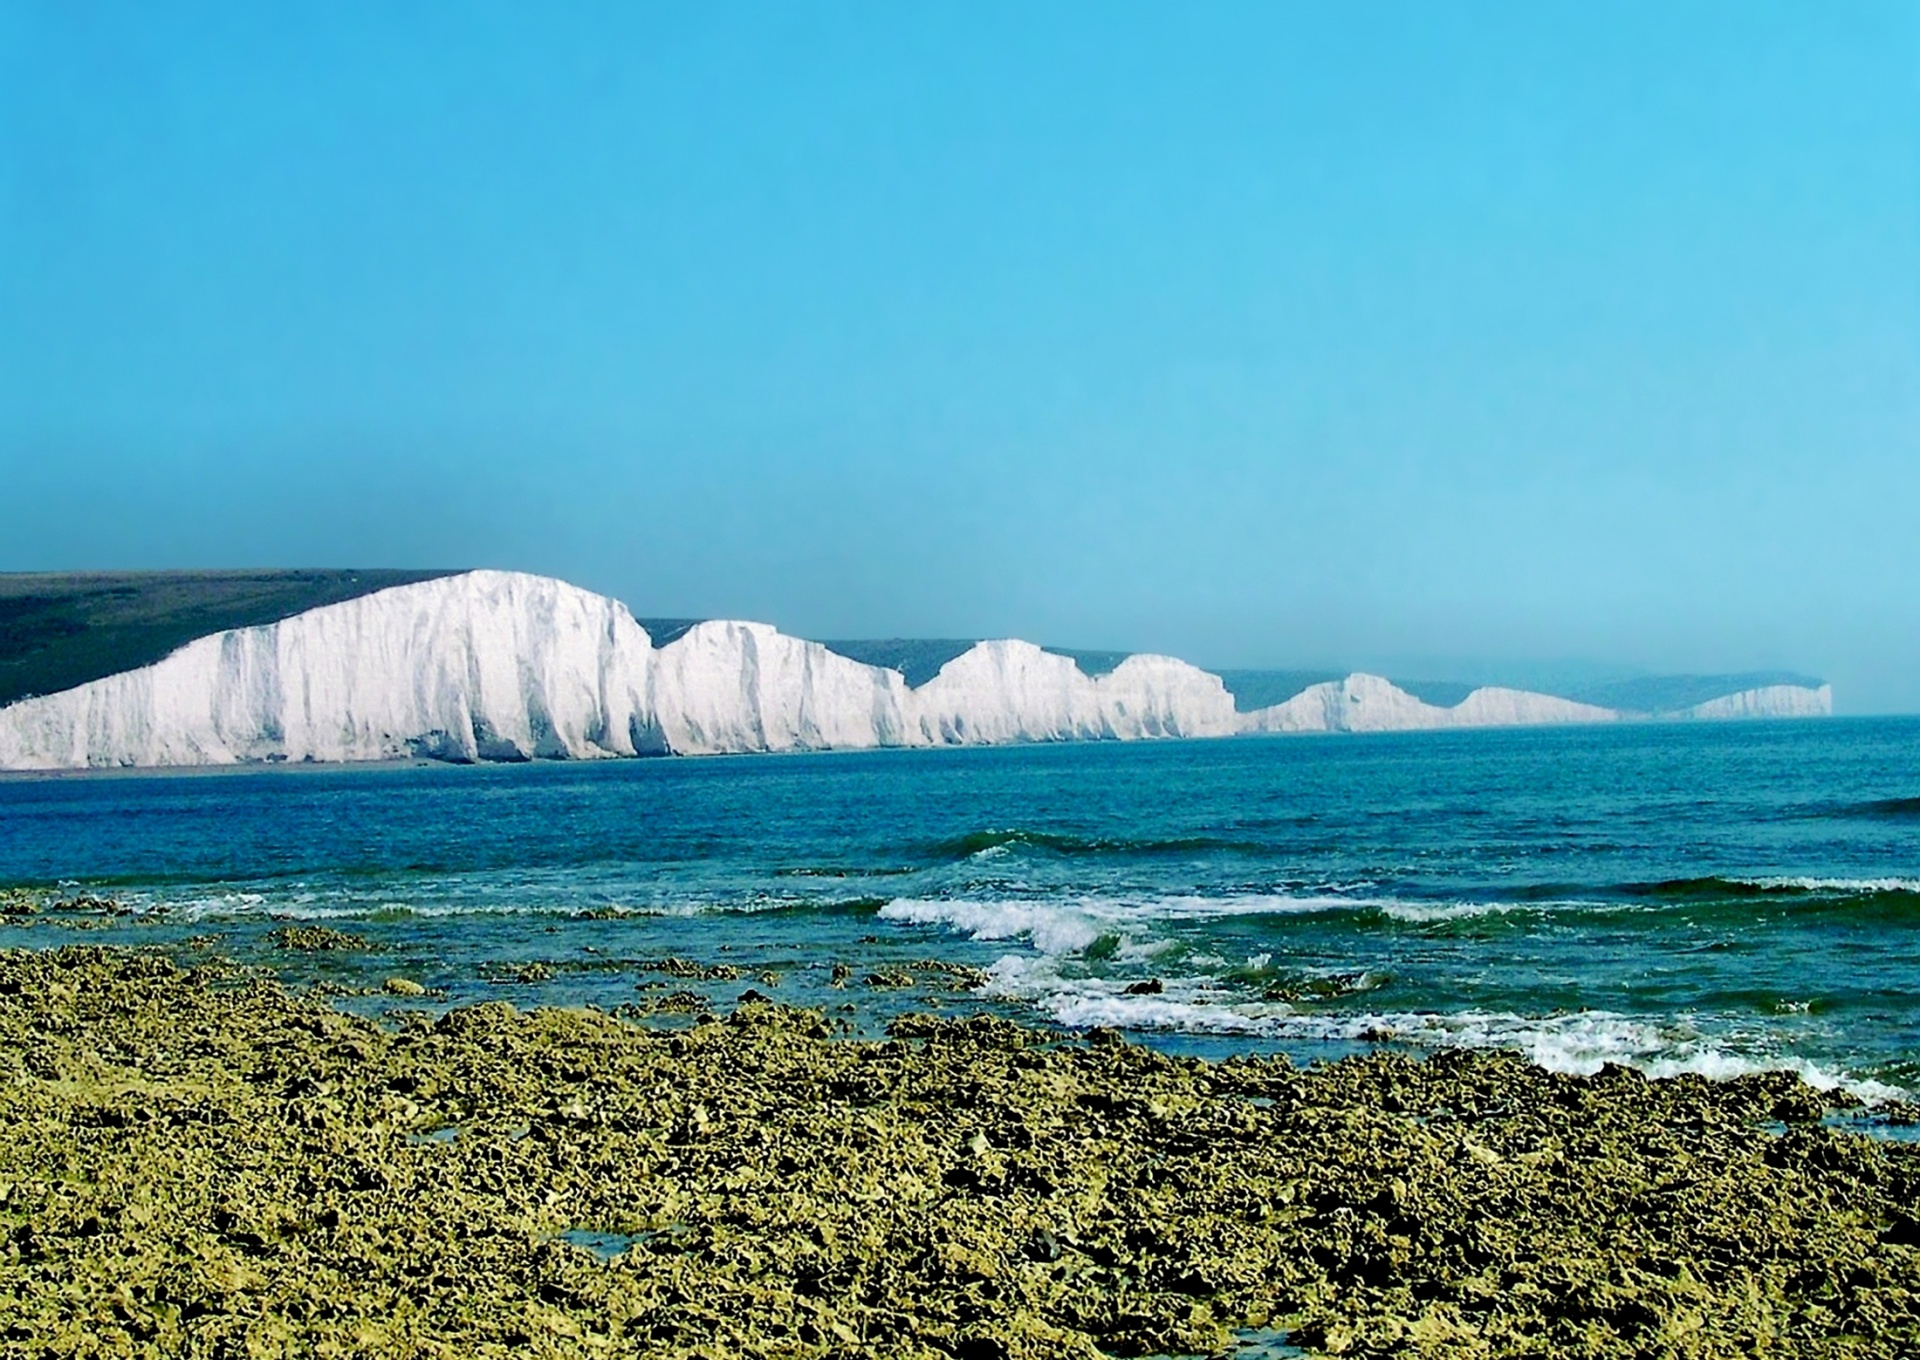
5, 948, 1920, 1358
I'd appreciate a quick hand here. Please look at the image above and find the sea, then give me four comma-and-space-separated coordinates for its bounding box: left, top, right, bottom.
4, 718, 1918, 1100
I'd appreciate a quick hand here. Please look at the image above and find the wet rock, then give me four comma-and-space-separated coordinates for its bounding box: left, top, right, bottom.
0, 888, 43, 917
1, 945, 1916, 1359
381, 976, 427, 996
909, 959, 991, 991
267, 925, 373, 952
638, 957, 740, 982
624, 988, 709, 1016
49, 893, 128, 916
1124, 978, 1165, 995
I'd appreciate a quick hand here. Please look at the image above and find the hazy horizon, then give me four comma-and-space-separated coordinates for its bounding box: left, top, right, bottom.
4, 5, 1916, 709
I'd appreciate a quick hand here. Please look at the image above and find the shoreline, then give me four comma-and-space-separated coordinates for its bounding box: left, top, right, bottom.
0, 712, 1884, 783
5, 946, 1918, 1357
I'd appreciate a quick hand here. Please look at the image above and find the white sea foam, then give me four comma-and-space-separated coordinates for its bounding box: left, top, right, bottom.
971, 957, 1907, 1102
105, 878, 923, 925
1376, 900, 1529, 923
1377, 898, 1672, 924
980, 956, 1271, 1033
878, 900, 1108, 954
876, 891, 1645, 952
877, 893, 1376, 956
1749, 877, 1920, 895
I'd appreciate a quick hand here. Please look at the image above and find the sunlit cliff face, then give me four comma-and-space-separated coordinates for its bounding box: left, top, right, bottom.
0, 571, 1833, 771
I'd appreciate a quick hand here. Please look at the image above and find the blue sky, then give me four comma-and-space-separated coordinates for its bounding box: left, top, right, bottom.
3, 3, 1917, 709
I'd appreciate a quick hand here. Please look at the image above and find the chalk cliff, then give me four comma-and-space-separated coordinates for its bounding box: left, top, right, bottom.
1237, 673, 1616, 735
1680, 684, 1834, 721
0, 572, 658, 768
0, 571, 1833, 770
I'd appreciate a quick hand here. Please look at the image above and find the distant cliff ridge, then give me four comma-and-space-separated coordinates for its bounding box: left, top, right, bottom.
0, 571, 1832, 771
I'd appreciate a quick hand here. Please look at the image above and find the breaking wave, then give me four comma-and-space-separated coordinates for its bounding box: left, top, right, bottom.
930, 828, 1265, 860
81, 883, 895, 924
878, 893, 1389, 954
876, 890, 1666, 950
1624, 875, 1920, 901
976, 956, 1905, 1102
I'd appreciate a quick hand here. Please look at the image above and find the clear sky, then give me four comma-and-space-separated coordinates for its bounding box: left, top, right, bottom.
3, 3, 1917, 710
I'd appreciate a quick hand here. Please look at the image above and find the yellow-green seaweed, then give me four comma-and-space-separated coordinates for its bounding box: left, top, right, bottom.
3, 946, 1918, 1358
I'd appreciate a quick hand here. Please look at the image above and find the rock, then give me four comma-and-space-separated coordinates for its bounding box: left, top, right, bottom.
268, 925, 373, 952
0, 945, 1911, 1360
382, 977, 427, 997
638, 957, 740, 981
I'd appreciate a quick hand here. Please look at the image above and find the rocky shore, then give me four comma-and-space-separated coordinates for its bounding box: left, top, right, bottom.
4, 946, 1919, 1358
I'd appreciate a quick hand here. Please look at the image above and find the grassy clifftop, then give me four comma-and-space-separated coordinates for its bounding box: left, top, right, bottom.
0, 569, 459, 707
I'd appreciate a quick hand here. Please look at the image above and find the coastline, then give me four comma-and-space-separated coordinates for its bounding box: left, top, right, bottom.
0, 571, 1835, 773
0, 756, 454, 783
0, 710, 1872, 783
5, 946, 1918, 1357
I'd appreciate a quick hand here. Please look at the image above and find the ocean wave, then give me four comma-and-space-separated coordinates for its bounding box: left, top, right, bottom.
877, 890, 1624, 950
1835, 797, 1920, 820
742, 895, 893, 918
1625, 876, 1812, 902
1220, 954, 1391, 1000
1599, 877, 1920, 928
877, 893, 1371, 955
1624, 875, 1920, 901
123, 886, 893, 924
929, 828, 1265, 861
977, 957, 1904, 1101
75, 873, 1920, 937
1748, 876, 1920, 895
883, 900, 1103, 955
773, 866, 916, 879
1376, 900, 1544, 924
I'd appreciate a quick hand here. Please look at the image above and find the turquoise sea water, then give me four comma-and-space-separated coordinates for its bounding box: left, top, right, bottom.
3, 719, 1917, 1097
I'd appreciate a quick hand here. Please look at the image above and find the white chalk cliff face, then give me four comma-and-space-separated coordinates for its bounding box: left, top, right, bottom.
0, 572, 661, 769
649, 620, 915, 756
0, 571, 1834, 770
908, 643, 1240, 745
1680, 684, 1834, 721
1238, 674, 1616, 735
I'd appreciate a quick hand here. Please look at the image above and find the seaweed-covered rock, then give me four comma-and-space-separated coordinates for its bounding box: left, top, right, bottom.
639, 956, 740, 981
0, 887, 43, 916
0, 946, 1916, 1358
267, 924, 374, 952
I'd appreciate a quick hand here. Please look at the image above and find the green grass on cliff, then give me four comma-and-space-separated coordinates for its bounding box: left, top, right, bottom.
0, 569, 459, 708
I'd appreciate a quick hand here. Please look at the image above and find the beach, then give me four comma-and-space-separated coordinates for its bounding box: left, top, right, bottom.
6, 944, 1919, 1358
